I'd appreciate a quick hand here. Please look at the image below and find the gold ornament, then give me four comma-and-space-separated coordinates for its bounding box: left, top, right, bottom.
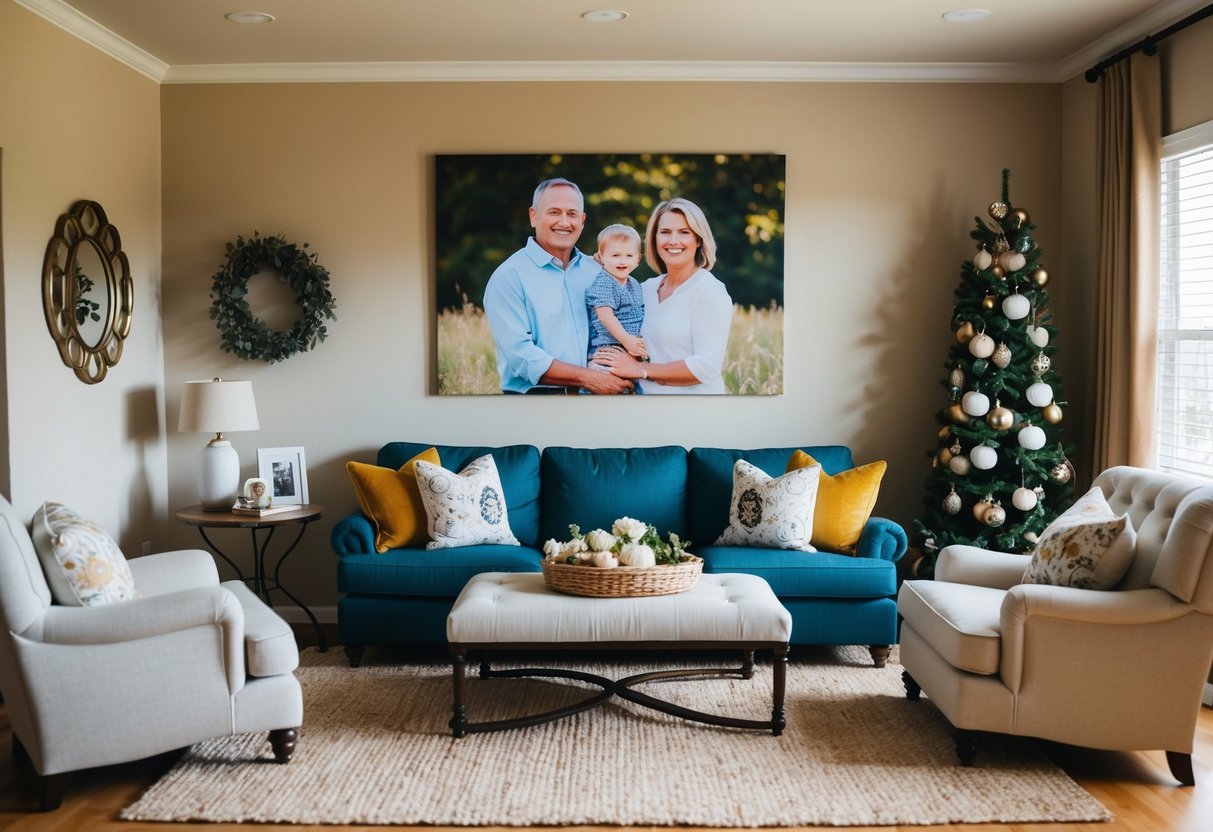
972, 494, 994, 522
1050, 460, 1073, 484
990, 264, 1005, 280
938, 446, 954, 465
949, 454, 971, 476
992, 342, 1012, 368
982, 293, 996, 310
943, 488, 962, 515
1042, 402, 1063, 424
984, 502, 1007, 528
986, 401, 1014, 431
950, 439, 963, 455
991, 235, 1010, 256
948, 404, 969, 425
1030, 352, 1051, 377
938, 425, 952, 442
949, 367, 965, 388
1010, 207, 1031, 228
1031, 267, 1049, 288
955, 321, 976, 344
989, 202, 1010, 220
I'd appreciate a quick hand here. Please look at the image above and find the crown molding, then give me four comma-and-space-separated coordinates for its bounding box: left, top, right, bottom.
14, 0, 167, 82
1054, 0, 1210, 83
161, 60, 1060, 85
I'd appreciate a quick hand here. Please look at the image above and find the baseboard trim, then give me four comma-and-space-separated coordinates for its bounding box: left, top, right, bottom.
1204, 681, 1213, 709
273, 605, 338, 624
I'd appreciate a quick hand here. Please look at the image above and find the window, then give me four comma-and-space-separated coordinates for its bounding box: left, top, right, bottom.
1159, 119, 1213, 479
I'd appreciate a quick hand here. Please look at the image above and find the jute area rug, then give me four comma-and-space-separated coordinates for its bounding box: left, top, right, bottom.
121, 645, 1111, 826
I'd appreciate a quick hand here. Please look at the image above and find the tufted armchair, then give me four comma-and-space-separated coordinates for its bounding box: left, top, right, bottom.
0, 495, 303, 810
898, 466, 1213, 784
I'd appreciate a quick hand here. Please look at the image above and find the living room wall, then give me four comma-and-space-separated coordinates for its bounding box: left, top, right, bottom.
0, 2, 166, 550
160, 80, 1064, 612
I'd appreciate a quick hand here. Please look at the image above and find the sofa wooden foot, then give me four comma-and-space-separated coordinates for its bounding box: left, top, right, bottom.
902, 670, 921, 700
38, 772, 71, 811
344, 644, 365, 667
1166, 751, 1195, 785
955, 729, 978, 767
869, 645, 891, 667
269, 728, 297, 764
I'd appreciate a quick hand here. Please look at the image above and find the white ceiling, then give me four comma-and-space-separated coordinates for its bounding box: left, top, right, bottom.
16, 0, 1211, 84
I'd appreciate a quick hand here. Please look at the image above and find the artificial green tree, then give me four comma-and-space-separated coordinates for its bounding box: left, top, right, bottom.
915, 170, 1076, 575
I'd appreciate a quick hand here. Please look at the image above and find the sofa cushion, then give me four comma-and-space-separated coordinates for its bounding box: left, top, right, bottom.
787, 451, 886, 555
337, 545, 543, 597
346, 446, 440, 552
897, 579, 1004, 675
31, 502, 139, 606
715, 460, 820, 551
698, 546, 895, 598
378, 443, 541, 546
539, 446, 688, 541
415, 455, 521, 549
1022, 486, 1137, 590
687, 446, 854, 546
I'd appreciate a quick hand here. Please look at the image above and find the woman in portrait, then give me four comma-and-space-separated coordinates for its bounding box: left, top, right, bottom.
595, 198, 733, 394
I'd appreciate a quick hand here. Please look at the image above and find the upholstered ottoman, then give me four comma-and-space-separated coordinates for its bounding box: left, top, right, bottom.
446, 572, 792, 736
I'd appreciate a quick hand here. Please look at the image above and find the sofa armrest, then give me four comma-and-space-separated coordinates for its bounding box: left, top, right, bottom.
332, 511, 376, 556
936, 545, 1031, 588
127, 549, 219, 595
855, 517, 907, 562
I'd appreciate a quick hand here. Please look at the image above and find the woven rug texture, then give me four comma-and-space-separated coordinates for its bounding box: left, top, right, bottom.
121, 645, 1112, 826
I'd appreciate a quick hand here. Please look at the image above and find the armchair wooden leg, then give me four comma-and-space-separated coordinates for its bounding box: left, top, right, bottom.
38, 772, 71, 811
344, 644, 365, 667
269, 728, 298, 764
869, 645, 891, 667
955, 729, 978, 767
1166, 751, 1195, 786
902, 670, 921, 700
12, 732, 30, 766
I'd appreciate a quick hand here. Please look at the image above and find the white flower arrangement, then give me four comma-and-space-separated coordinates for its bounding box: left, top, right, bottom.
544, 518, 691, 568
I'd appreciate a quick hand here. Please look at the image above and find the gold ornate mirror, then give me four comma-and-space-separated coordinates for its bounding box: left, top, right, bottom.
42, 201, 133, 384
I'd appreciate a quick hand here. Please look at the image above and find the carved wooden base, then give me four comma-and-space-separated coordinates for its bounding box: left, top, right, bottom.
1167, 750, 1195, 785
344, 644, 365, 667
902, 670, 922, 700
269, 728, 298, 763
869, 645, 891, 667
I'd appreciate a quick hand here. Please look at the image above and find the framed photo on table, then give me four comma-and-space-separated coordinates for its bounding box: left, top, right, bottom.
258, 446, 309, 506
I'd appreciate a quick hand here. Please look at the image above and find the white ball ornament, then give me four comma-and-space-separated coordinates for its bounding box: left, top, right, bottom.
949, 454, 972, 476
1017, 424, 1047, 450
961, 390, 990, 417
968, 332, 995, 359
1026, 382, 1054, 407
998, 251, 1026, 273
1012, 487, 1039, 511
1027, 325, 1050, 348
973, 249, 993, 270
970, 445, 998, 470
1002, 293, 1031, 320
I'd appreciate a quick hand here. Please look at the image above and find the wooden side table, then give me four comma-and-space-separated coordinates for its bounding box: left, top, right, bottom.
175, 504, 327, 651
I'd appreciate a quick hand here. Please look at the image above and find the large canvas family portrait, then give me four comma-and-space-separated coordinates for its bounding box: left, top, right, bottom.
435, 153, 785, 396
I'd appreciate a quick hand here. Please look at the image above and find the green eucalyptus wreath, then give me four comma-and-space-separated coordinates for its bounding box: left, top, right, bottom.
209, 234, 337, 363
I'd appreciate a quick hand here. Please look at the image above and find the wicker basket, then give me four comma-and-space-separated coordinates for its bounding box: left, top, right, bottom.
541, 556, 703, 598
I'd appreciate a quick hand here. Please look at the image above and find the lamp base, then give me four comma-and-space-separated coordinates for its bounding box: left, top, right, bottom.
198, 439, 240, 511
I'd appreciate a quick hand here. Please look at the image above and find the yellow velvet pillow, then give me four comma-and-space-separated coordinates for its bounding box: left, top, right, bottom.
786, 451, 887, 555
346, 447, 441, 553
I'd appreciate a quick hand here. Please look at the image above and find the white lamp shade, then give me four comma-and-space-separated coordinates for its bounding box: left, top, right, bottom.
178, 379, 260, 434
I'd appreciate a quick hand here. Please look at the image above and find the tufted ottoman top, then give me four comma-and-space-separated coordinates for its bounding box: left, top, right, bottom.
447, 572, 791, 644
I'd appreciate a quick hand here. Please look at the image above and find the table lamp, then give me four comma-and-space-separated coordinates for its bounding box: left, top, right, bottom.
178, 378, 260, 510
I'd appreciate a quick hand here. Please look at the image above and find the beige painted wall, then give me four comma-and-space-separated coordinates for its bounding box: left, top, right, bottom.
0, 2, 166, 551
160, 81, 1063, 609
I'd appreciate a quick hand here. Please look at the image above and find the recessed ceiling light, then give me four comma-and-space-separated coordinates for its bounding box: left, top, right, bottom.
942, 9, 992, 24
581, 9, 629, 24
224, 11, 275, 25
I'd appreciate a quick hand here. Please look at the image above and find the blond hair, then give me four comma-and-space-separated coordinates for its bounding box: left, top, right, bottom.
644, 198, 717, 273
596, 223, 642, 253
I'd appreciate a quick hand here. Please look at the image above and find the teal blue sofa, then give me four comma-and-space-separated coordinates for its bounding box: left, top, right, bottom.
331, 443, 908, 667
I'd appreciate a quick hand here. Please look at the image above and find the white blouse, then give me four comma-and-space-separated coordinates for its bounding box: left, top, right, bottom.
638, 269, 733, 395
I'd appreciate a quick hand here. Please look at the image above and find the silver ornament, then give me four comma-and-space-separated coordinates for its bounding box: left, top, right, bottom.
992, 342, 1011, 368
949, 367, 965, 388
943, 489, 962, 515
1030, 352, 1051, 377
984, 503, 1006, 528
1050, 460, 1073, 484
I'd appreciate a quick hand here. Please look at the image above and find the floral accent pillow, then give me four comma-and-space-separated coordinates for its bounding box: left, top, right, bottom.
1022, 486, 1137, 590
414, 455, 520, 550
31, 502, 139, 606
715, 459, 821, 551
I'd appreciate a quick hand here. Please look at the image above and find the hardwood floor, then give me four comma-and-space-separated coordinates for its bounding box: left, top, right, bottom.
2, 630, 1211, 831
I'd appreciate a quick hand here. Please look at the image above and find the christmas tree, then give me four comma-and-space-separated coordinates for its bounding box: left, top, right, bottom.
915, 170, 1076, 575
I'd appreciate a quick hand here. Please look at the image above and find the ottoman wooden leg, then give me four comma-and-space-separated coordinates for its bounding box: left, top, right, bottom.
771, 643, 788, 736
450, 650, 468, 738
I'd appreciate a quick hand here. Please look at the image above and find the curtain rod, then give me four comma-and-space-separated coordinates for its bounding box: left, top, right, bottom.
1085, 3, 1213, 82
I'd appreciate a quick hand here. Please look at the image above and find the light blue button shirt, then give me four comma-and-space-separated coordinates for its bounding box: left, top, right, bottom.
483, 238, 600, 393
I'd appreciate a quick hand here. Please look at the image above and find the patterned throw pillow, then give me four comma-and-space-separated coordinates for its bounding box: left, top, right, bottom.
715, 459, 821, 551
1022, 486, 1137, 590
414, 454, 520, 549
31, 502, 139, 606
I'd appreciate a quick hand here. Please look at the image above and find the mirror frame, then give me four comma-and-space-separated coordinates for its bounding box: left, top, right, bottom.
42, 200, 133, 384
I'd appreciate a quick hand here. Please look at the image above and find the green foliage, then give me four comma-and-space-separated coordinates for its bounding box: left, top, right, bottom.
209, 233, 337, 363
73, 264, 101, 326
915, 171, 1076, 572
434, 153, 785, 312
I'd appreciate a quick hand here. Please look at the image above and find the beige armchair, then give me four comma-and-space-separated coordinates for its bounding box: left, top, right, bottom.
898, 466, 1213, 784
0, 496, 303, 810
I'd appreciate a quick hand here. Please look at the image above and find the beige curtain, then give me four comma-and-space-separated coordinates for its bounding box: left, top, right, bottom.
1092, 53, 1161, 472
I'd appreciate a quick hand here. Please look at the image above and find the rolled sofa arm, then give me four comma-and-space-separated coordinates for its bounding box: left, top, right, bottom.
29, 585, 243, 646
855, 517, 908, 562
936, 545, 1031, 589
331, 511, 376, 556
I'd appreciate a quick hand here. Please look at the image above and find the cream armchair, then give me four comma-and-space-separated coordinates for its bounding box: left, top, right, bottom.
898, 466, 1213, 785
0, 496, 303, 810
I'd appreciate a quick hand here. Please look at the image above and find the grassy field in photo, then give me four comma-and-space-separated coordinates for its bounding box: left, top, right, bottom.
438, 303, 783, 395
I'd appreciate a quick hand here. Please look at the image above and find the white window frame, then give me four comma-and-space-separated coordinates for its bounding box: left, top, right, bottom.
1158, 118, 1213, 480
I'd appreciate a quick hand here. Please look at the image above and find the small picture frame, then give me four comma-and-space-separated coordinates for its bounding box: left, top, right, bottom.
257, 446, 309, 506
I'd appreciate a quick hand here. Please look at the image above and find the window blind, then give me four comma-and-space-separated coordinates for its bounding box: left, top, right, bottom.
1159, 119, 1213, 479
